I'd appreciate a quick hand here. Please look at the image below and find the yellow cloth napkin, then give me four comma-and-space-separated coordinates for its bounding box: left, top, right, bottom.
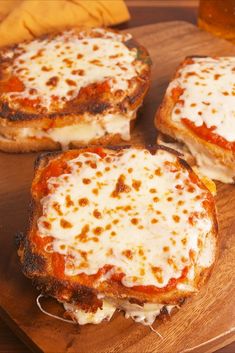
0, 0, 130, 47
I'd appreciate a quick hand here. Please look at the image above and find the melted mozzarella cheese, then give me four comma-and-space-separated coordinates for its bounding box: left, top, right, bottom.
185, 137, 235, 184
170, 57, 235, 142
38, 148, 214, 289
63, 298, 175, 326
118, 300, 175, 325
157, 133, 234, 184
17, 113, 131, 149
64, 300, 116, 325
3, 29, 137, 110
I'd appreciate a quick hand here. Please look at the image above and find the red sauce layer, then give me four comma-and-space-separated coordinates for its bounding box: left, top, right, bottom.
182, 118, 235, 151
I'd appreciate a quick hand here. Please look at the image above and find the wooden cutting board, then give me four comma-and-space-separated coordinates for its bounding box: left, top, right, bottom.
0, 21, 235, 353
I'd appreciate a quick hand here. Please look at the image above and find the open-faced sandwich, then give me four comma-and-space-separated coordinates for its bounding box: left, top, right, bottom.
0, 28, 151, 152
17, 145, 217, 326
155, 56, 235, 183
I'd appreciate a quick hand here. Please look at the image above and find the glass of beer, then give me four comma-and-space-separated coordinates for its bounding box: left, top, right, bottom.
198, 0, 235, 42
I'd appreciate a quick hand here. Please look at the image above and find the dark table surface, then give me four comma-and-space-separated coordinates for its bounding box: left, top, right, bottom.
0, 1, 234, 352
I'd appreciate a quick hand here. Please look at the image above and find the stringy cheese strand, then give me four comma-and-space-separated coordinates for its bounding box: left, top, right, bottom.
36, 294, 75, 324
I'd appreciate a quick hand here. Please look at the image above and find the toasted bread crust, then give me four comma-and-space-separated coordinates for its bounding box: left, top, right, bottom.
17, 145, 218, 309
0, 28, 151, 152
155, 56, 235, 177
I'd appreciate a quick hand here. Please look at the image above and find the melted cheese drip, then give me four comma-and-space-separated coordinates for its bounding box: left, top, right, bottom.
3, 29, 137, 109
170, 57, 235, 142
185, 138, 235, 183
64, 300, 116, 325
17, 113, 131, 149
63, 298, 175, 326
38, 148, 214, 289
157, 133, 235, 183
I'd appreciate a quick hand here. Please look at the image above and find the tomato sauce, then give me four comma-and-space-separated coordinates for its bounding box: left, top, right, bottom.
0, 76, 25, 93
131, 266, 189, 294
182, 118, 235, 151
32, 147, 107, 198
171, 86, 185, 102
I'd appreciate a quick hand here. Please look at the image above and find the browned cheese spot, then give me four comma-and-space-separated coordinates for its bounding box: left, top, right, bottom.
151, 218, 158, 224
214, 74, 221, 80
89, 59, 103, 66
122, 249, 133, 259
132, 179, 141, 191
181, 238, 187, 245
92, 188, 99, 196
42, 221, 51, 230
42, 66, 51, 72
82, 178, 91, 184
79, 198, 89, 206
66, 78, 76, 86
151, 266, 163, 283
155, 167, 162, 176
93, 227, 104, 235
177, 200, 184, 206
86, 160, 97, 169
111, 174, 131, 197
131, 218, 138, 225
66, 195, 74, 207
172, 214, 180, 223
72, 69, 85, 76
63, 58, 73, 67
106, 248, 113, 256
29, 88, 37, 95
76, 224, 90, 242
93, 209, 102, 219
30, 49, 44, 59
53, 202, 63, 216
46, 76, 59, 87
60, 218, 72, 228
197, 238, 203, 249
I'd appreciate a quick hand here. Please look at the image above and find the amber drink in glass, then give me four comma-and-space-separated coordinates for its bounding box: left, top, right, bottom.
198, 0, 235, 42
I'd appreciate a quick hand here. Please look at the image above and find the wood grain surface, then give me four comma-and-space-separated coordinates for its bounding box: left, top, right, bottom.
0, 21, 235, 353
